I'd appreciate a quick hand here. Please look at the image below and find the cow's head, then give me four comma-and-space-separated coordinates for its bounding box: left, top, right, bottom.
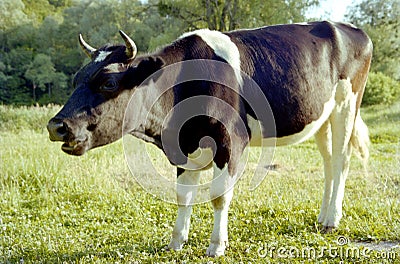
47, 31, 164, 155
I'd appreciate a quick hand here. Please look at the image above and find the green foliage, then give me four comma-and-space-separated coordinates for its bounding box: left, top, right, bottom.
25, 54, 55, 91
363, 72, 400, 106
0, 0, 181, 105
158, 0, 319, 31
0, 0, 398, 106
0, 0, 29, 31
23, 53, 68, 103
346, 0, 400, 80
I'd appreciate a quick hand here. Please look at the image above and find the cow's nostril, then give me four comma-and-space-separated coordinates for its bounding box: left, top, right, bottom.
47, 119, 68, 141
87, 123, 97, 131
56, 124, 67, 136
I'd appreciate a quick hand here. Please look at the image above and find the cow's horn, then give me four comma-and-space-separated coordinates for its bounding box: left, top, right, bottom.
79, 34, 96, 58
119, 30, 137, 60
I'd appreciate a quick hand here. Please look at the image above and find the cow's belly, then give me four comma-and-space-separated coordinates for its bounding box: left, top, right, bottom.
247, 89, 336, 147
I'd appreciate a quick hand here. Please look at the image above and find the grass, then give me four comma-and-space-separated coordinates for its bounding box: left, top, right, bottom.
0, 103, 399, 263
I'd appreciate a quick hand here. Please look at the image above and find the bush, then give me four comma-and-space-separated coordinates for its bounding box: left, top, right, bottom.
362, 72, 400, 106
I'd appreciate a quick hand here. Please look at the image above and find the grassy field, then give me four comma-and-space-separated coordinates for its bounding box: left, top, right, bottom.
0, 103, 399, 263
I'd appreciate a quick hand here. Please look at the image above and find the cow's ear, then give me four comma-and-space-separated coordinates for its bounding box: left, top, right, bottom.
123, 56, 165, 88
137, 56, 164, 73
136, 56, 165, 80
125, 56, 164, 88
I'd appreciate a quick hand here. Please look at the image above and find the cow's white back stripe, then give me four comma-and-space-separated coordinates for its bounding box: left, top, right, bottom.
180, 29, 243, 87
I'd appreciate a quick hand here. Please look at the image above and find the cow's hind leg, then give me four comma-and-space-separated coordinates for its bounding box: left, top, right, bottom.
315, 121, 333, 225
323, 78, 357, 231
168, 169, 201, 250
206, 163, 236, 257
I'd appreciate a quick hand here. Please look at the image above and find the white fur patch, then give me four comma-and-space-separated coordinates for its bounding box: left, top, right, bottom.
180, 29, 243, 87
294, 22, 311, 26
180, 147, 214, 170
323, 77, 357, 227
104, 63, 121, 73
247, 89, 336, 147
168, 170, 200, 251
95, 51, 112, 62
314, 121, 333, 224
336, 21, 358, 29
207, 163, 235, 257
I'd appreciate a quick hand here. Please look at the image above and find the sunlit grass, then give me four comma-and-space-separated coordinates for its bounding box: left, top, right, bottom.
0, 103, 399, 262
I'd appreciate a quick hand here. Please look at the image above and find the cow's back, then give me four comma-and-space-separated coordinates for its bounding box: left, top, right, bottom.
226, 21, 372, 138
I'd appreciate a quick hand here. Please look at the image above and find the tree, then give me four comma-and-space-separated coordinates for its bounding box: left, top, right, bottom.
0, 0, 29, 31
0, 62, 9, 103
24, 53, 67, 102
158, 0, 319, 32
21, 0, 69, 26
0, 47, 33, 105
123, 0, 184, 51
0, 0, 73, 105
1, 0, 325, 105
35, 15, 62, 55
346, 0, 400, 79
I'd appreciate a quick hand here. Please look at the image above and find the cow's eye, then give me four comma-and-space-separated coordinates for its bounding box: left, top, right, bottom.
101, 79, 118, 91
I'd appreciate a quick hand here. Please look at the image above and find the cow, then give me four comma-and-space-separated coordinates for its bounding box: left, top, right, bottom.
47, 21, 372, 257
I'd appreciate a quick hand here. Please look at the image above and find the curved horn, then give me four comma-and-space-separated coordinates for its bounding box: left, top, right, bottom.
79, 34, 96, 58
119, 30, 137, 60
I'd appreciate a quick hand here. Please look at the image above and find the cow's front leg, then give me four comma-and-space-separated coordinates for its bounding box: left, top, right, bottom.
206, 163, 236, 257
168, 169, 201, 250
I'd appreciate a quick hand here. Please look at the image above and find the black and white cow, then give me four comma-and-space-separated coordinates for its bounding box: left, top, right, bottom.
47, 21, 372, 257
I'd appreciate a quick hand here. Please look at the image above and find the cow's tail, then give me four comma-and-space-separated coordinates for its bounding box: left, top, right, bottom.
350, 111, 370, 170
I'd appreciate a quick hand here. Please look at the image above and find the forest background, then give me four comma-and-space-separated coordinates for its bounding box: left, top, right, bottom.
0, 0, 399, 106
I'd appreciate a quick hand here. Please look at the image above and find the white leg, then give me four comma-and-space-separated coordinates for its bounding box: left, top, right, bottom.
324, 141, 352, 229
206, 163, 236, 257
168, 169, 201, 250
323, 79, 357, 229
315, 121, 333, 224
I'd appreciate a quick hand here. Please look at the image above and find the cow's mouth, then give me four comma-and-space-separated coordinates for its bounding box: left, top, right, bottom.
61, 138, 88, 156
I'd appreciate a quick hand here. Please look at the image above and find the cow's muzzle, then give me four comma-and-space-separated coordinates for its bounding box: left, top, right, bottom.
47, 118, 89, 155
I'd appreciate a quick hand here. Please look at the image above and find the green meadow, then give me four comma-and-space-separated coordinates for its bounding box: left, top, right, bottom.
0, 103, 399, 263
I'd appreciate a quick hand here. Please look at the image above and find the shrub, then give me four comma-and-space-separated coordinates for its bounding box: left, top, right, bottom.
362, 72, 400, 106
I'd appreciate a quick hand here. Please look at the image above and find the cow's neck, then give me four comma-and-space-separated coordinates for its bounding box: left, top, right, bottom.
128, 78, 173, 150
129, 48, 185, 149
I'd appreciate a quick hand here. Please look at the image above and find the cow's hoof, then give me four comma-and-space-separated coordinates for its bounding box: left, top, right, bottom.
206, 242, 226, 257
166, 240, 185, 251
321, 225, 336, 234
317, 213, 326, 224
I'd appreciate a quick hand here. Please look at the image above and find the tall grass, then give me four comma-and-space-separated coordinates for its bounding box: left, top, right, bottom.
0, 103, 399, 263
0, 104, 61, 133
